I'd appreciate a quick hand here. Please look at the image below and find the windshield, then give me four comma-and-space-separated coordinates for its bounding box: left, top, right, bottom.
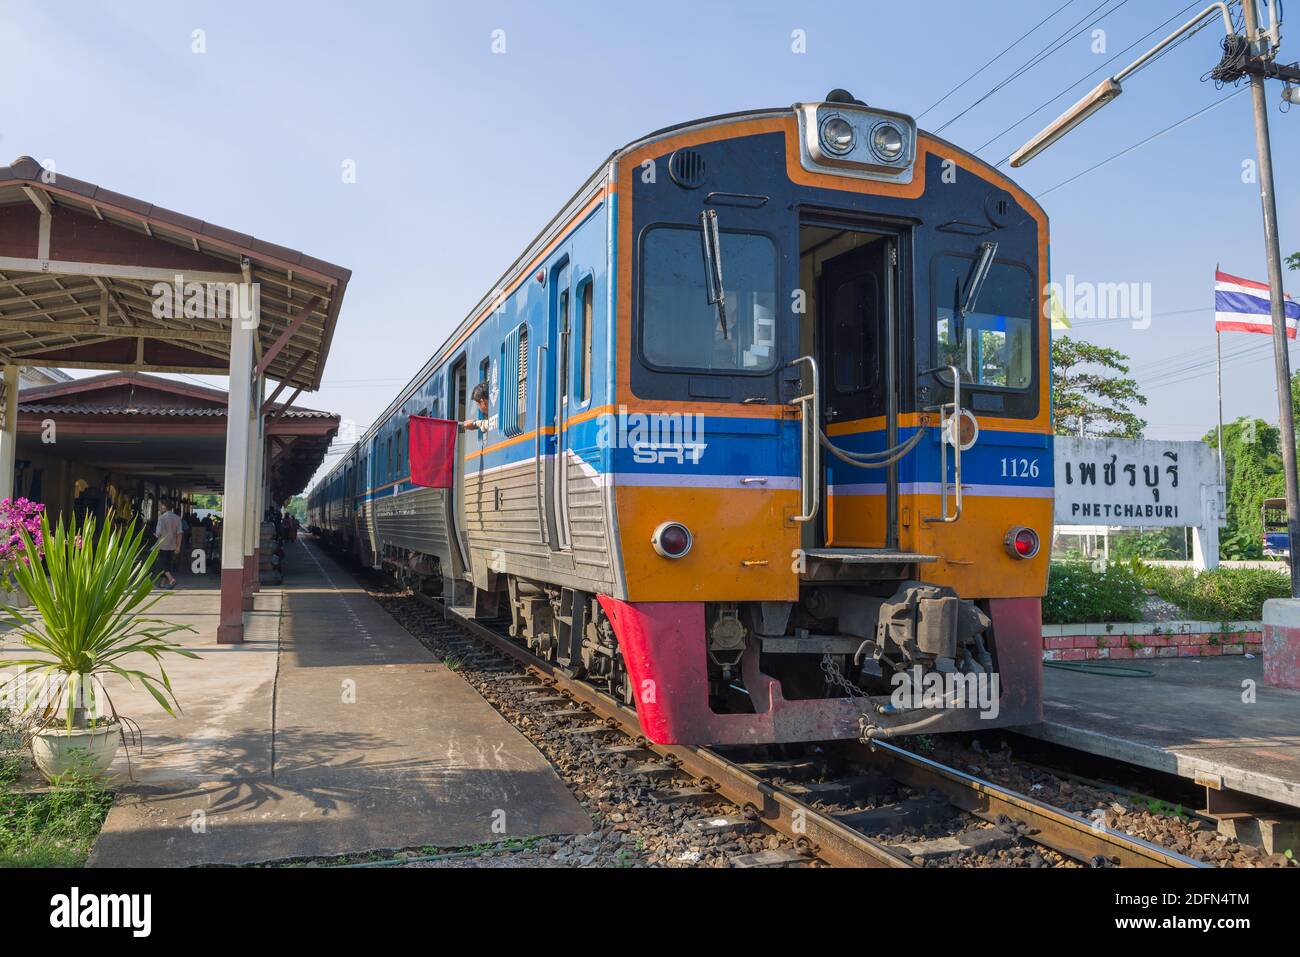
641, 226, 778, 373
934, 255, 1033, 389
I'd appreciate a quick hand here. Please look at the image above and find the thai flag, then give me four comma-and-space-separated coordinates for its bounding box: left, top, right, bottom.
1215, 269, 1299, 338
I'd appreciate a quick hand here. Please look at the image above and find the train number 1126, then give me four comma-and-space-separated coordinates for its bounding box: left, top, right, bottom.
1000, 457, 1040, 479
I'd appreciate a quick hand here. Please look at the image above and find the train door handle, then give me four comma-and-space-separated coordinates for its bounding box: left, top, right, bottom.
788, 355, 820, 524
921, 364, 963, 524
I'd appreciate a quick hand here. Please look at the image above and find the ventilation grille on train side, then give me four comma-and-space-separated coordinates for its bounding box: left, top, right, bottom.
517, 327, 528, 424
668, 149, 707, 189
500, 323, 528, 437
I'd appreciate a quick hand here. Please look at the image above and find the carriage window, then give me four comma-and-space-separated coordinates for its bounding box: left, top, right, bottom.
577, 279, 593, 403
517, 327, 528, 422
641, 226, 777, 373
396, 426, 404, 475
385, 436, 393, 479
933, 256, 1033, 390
558, 288, 570, 402
499, 324, 529, 437
830, 274, 880, 393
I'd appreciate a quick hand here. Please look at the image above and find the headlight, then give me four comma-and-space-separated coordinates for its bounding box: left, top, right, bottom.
819, 115, 856, 155
871, 122, 905, 162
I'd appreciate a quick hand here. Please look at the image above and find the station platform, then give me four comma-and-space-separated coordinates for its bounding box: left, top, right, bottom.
17, 539, 593, 867
1017, 656, 1300, 812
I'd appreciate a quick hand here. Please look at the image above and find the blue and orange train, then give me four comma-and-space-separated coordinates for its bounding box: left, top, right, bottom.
309, 91, 1053, 745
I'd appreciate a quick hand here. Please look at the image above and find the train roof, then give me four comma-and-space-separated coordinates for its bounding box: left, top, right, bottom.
311, 102, 1045, 492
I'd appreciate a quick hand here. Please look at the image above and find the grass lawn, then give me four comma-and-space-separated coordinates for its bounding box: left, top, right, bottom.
0, 714, 113, 867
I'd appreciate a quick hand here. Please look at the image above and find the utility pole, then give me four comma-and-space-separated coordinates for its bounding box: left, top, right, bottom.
1242, 0, 1300, 596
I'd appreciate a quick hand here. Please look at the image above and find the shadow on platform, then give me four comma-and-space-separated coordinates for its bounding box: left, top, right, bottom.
74, 538, 589, 867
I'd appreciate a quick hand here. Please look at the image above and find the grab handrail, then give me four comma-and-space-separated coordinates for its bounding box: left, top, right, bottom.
534, 344, 548, 545
789, 355, 820, 523
922, 364, 963, 524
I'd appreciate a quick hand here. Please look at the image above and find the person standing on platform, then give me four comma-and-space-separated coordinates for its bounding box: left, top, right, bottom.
154, 498, 183, 590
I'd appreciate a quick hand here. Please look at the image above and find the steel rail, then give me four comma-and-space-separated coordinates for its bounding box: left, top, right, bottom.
439, 601, 1206, 870
443, 606, 914, 869
850, 740, 1209, 868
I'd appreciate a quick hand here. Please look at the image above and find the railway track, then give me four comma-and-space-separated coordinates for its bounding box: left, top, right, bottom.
371, 572, 1207, 869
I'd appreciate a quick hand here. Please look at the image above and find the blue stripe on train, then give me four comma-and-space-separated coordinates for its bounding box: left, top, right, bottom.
365, 416, 1054, 500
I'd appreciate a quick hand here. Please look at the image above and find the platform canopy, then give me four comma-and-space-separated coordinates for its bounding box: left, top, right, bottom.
17, 372, 339, 503
0, 154, 352, 645
0, 156, 350, 390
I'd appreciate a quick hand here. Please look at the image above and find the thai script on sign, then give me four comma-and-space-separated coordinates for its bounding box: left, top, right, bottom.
1053, 437, 1217, 528
1063, 449, 1178, 502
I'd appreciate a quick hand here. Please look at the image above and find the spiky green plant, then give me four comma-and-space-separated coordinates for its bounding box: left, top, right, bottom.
0, 512, 197, 733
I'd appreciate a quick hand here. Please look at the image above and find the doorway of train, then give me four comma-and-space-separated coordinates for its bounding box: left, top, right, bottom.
797, 217, 904, 551
448, 356, 471, 582
544, 257, 573, 552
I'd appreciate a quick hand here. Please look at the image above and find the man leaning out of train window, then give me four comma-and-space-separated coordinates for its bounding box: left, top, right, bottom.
461, 381, 490, 432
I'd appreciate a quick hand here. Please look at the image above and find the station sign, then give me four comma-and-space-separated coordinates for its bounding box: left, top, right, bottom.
1053, 437, 1221, 528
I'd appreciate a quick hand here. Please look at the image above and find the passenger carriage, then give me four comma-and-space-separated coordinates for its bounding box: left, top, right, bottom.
309, 90, 1052, 745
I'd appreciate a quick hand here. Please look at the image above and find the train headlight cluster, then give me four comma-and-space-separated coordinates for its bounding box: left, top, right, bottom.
652, 521, 693, 559
1004, 526, 1040, 560
796, 97, 917, 184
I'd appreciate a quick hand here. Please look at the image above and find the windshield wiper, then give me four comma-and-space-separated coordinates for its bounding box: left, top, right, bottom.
700, 208, 729, 340
959, 240, 998, 322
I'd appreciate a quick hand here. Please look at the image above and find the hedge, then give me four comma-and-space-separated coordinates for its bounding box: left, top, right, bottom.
1044, 560, 1289, 624
1135, 564, 1288, 621
1042, 561, 1147, 624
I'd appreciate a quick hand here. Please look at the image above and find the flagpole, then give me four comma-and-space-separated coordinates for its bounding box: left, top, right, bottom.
1216, 328, 1225, 488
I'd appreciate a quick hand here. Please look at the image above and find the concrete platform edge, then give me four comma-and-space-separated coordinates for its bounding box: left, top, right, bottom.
1015, 721, 1300, 811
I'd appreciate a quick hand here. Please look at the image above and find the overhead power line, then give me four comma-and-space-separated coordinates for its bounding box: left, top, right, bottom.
980, 0, 1203, 160
1145, 339, 1300, 391
935, 0, 1133, 135
1139, 339, 1270, 381
917, 0, 1079, 120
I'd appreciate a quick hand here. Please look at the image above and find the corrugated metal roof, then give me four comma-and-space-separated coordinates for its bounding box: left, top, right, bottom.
18, 402, 334, 419
17, 372, 336, 420
0, 156, 351, 391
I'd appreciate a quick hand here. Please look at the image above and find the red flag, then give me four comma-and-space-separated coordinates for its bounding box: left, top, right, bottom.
408, 416, 457, 488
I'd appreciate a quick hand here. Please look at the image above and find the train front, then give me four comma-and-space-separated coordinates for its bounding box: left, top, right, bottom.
603, 92, 1051, 746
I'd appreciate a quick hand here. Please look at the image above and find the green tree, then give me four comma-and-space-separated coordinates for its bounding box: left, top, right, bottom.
285, 496, 306, 522
1051, 335, 1147, 438
1204, 417, 1284, 559
1286, 251, 1298, 272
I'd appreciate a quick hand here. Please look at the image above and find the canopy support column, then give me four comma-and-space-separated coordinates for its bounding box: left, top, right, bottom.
244, 373, 265, 602
0, 366, 16, 503
218, 319, 255, 644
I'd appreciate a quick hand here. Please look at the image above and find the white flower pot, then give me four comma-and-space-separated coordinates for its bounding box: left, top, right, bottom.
31, 722, 121, 781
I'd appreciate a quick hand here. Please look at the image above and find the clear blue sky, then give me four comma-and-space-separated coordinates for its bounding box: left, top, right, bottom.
3, 0, 1297, 477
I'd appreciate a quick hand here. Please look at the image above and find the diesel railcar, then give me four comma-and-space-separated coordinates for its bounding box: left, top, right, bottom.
309, 91, 1052, 746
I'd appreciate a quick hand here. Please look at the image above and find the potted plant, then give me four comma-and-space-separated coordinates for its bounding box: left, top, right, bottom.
0, 512, 197, 781
0, 496, 45, 609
